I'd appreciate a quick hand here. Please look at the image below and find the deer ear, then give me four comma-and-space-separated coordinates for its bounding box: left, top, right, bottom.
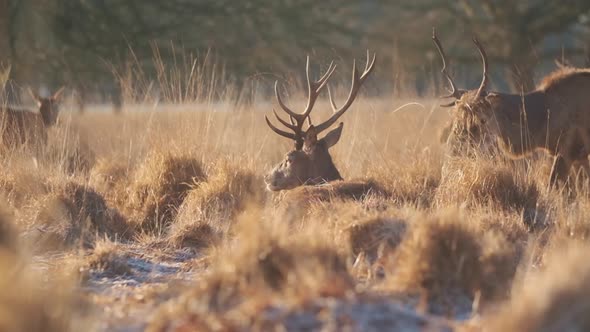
28, 87, 41, 104
320, 122, 343, 149
51, 86, 65, 101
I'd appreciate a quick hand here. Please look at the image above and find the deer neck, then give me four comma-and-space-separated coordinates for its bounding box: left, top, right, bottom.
493, 92, 547, 156
40, 109, 54, 127
308, 148, 343, 184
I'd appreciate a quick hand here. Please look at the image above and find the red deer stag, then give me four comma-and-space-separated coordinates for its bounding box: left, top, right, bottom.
264, 52, 375, 191
433, 31, 590, 185
0, 87, 64, 149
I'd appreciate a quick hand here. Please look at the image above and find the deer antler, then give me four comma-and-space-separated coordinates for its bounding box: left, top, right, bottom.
432, 29, 466, 107
266, 52, 375, 147
265, 56, 337, 147
473, 37, 489, 98
315, 50, 376, 134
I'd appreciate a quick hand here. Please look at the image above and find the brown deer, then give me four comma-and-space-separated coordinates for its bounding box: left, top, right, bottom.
0, 87, 64, 149
432, 31, 590, 185
264, 52, 375, 191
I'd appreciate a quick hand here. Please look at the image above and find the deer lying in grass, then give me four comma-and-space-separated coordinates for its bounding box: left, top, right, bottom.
0, 87, 64, 149
433, 31, 590, 185
264, 52, 376, 193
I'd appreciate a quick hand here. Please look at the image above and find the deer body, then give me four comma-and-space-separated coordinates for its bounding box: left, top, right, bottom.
0, 88, 63, 150
432, 31, 590, 184
453, 70, 590, 183
0, 107, 48, 147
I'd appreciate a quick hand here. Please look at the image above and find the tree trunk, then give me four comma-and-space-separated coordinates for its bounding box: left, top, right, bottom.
0, 0, 11, 101
0, 0, 10, 64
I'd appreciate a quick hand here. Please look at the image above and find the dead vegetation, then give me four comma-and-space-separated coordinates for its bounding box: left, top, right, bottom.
380, 209, 519, 314
485, 241, 590, 332
126, 151, 207, 233
0, 85, 589, 331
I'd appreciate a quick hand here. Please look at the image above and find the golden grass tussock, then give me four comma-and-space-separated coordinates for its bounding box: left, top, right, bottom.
435, 158, 539, 212
366, 152, 441, 208
89, 157, 131, 203
23, 181, 129, 250
166, 161, 263, 248
0, 160, 48, 209
0, 250, 92, 331
42, 127, 96, 175
81, 239, 133, 278
127, 151, 207, 233
381, 209, 519, 311
484, 241, 590, 332
344, 216, 407, 265
149, 208, 354, 330
274, 180, 389, 224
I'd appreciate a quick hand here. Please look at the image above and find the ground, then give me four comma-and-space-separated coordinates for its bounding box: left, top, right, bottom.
1, 96, 590, 332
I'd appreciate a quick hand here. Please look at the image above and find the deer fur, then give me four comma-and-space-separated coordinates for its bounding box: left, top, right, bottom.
0, 88, 63, 149
433, 30, 590, 184
450, 69, 590, 184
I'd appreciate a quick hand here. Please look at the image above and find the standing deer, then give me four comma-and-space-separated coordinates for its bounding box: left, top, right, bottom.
432, 31, 590, 185
264, 52, 375, 191
0, 87, 64, 149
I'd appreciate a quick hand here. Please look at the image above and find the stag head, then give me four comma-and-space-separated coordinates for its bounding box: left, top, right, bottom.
29, 87, 65, 126
432, 30, 503, 143
265, 52, 376, 191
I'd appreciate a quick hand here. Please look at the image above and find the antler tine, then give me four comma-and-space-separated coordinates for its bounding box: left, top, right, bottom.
269, 57, 337, 146
274, 81, 300, 120
315, 51, 376, 134
272, 109, 298, 131
362, 49, 376, 80
432, 29, 465, 101
473, 37, 489, 98
312, 59, 337, 93
301, 58, 337, 120
265, 115, 297, 140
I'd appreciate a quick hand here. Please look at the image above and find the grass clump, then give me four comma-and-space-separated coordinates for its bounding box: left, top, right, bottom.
436, 158, 539, 212
127, 151, 207, 233
485, 242, 590, 332
0, 251, 92, 331
381, 209, 518, 313
82, 239, 133, 278
166, 161, 262, 248
24, 181, 129, 250
150, 209, 354, 330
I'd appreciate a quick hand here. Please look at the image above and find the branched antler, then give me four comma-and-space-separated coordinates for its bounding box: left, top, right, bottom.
266, 52, 375, 148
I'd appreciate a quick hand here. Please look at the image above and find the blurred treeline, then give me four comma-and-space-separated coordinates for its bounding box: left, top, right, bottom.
1, 0, 590, 104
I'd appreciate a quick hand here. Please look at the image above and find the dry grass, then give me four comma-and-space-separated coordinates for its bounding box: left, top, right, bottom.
0, 75, 587, 330
81, 239, 134, 278
0, 253, 93, 331
436, 158, 540, 212
126, 150, 207, 233
22, 180, 129, 250
166, 160, 262, 248
484, 241, 590, 331
0, 209, 92, 331
380, 209, 519, 314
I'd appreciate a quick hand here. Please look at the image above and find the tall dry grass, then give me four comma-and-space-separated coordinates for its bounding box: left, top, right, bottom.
1, 52, 590, 330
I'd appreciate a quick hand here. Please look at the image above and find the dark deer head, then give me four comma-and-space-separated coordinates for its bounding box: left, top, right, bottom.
28, 87, 65, 126
432, 30, 501, 150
